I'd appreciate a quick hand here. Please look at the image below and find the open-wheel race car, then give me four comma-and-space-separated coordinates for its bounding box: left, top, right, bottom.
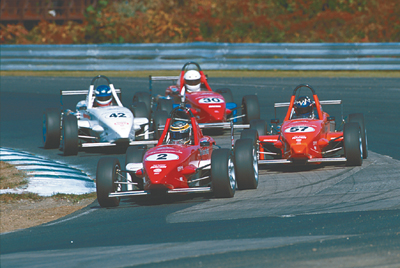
131, 62, 260, 134
42, 75, 156, 156
95, 106, 259, 207
242, 84, 368, 167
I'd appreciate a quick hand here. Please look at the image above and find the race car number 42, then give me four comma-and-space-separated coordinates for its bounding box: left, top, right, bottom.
146, 153, 179, 161
284, 126, 315, 133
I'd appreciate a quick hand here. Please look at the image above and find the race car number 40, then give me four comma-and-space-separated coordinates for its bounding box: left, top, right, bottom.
146, 153, 179, 161
284, 126, 315, 133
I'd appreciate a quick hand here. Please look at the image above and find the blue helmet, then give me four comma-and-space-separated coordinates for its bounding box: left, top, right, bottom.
294, 96, 313, 118
95, 85, 112, 106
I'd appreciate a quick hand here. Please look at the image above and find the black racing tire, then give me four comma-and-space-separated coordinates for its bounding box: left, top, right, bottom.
124, 146, 146, 190
215, 88, 234, 103
211, 149, 236, 198
250, 119, 267, 136
348, 113, 368, 159
153, 110, 169, 140
240, 128, 258, 148
96, 157, 121, 207
62, 114, 78, 156
133, 91, 152, 119
344, 122, 363, 166
157, 98, 174, 114
234, 138, 259, 190
130, 101, 148, 118
43, 108, 61, 149
242, 95, 260, 123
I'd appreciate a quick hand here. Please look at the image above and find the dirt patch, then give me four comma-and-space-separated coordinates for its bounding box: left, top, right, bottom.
0, 161, 96, 234
1, 197, 95, 233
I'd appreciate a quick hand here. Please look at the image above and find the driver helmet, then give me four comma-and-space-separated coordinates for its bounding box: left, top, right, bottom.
294, 96, 313, 118
95, 85, 112, 107
169, 121, 191, 144
184, 70, 201, 92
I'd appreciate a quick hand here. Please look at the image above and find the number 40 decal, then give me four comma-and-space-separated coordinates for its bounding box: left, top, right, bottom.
284, 126, 315, 133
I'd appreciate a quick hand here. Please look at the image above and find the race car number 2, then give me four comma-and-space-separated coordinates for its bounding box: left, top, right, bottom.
146, 153, 179, 161
284, 126, 315, 133
199, 97, 224, 104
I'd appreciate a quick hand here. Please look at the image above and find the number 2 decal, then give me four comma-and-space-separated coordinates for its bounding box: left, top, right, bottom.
146, 153, 179, 161
284, 126, 315, 133
109, 113, 126, 118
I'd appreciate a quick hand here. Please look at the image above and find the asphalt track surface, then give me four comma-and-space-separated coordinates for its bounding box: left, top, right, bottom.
1, 76, 400, 267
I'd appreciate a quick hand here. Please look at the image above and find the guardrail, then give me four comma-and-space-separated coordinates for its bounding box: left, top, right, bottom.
1, 42, 399, 71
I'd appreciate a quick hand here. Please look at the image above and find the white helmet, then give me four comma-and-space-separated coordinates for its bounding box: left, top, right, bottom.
184, 70, 201, 92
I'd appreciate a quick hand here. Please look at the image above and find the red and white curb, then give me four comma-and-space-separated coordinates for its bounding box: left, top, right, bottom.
0, 147, 95, 196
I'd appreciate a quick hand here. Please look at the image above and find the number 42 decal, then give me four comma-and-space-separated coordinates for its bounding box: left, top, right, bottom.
109, 113, 126, 118
284, 126, 315, 133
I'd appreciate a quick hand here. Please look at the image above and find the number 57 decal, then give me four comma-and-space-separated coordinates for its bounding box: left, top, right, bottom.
284, 126, 315, 133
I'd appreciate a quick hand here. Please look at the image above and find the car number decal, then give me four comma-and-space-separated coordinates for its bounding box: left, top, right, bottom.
284, 126, 315, 133
146, 153, 179, 161
109, 113, 126, 118
199, 97, 224, 104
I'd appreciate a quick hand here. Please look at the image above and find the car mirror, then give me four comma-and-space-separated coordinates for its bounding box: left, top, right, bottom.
271, 118, 280, 124
328, 116, 335, 121
200, 141, 210, 147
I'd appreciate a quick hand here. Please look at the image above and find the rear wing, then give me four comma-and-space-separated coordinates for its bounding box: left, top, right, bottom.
274, 100, 343, 121
149, 76, 180, 96
60, 89, 121, 96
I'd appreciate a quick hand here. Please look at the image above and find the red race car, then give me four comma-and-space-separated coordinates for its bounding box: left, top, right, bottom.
241, 84, 368, 167
132, 62, 260, 134
96, 106, 258, 207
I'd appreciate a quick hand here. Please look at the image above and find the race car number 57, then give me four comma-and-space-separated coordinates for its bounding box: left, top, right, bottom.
146, 153, 179, 161
284, 126, 315, 133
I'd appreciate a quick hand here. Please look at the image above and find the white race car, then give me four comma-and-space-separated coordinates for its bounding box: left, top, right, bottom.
43, 75, 157, 156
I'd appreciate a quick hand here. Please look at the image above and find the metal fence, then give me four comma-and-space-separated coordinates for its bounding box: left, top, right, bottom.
1, 42, 400, 71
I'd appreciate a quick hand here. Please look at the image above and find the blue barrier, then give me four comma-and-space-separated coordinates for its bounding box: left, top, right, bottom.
1, 42, 399, 71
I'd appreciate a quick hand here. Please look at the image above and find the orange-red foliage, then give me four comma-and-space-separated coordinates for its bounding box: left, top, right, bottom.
1, 0, 399, 44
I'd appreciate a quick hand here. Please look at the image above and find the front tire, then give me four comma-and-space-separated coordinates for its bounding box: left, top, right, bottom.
234, 138, 259, 189
216, 88, 234, 103
344, 122, 363, 166
348, 113, 368, 159
211, 149, 236, 198
130, 102, 148, 118
43, 108, 61, 149
62, 114, 78, 156
133, 91, 152, 119
242, 95, 260, 123
250, 119, 267, 136
96, 157, 121, 207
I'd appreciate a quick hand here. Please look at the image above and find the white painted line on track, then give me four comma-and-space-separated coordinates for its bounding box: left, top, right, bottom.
43, 209, 98, 226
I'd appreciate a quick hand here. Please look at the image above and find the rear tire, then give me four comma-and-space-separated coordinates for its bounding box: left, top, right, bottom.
157, 98, 174, 114
344, 122, 363, 166
130, 102, 148, 118
216, 88, 234, 103
250, 119, 267, 136
153, 110, 169, 140
133, 91, 151, 119
124, 146, 146, 190
234, 138, 259, 189
211, 149, 236, 198
348, 113, 368, 159
62, 114, 78, 156
43, 108, 61, 149
242, 95, 260, 123
96, 157, 121, 207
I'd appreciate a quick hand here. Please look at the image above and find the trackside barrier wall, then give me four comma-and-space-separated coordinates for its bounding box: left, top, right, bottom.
1, 42, 400, 71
